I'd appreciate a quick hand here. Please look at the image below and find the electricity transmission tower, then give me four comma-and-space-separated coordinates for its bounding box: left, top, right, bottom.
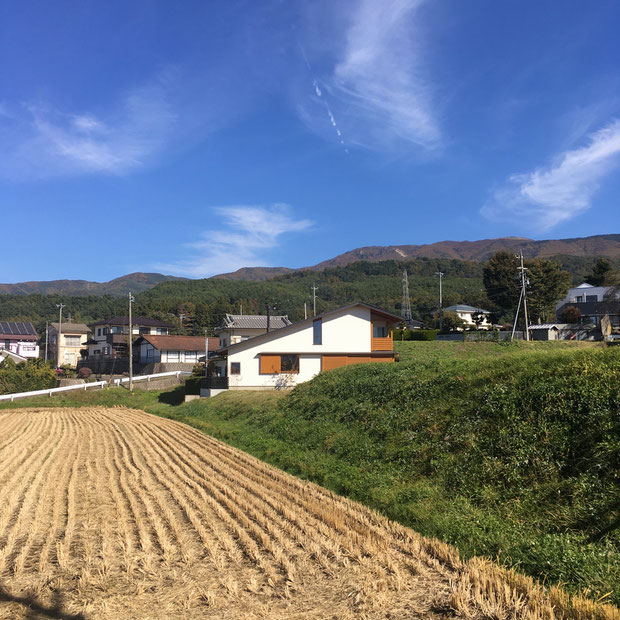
402, 270, 412, 321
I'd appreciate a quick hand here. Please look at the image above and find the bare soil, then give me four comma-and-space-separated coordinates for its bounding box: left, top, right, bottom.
0, 407, 615, 619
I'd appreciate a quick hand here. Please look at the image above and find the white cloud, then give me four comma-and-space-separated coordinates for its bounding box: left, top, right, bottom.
299, 0, 440, 153
482, 119, 620, 229
0, 77, 176, 180
157, 204, 314, 277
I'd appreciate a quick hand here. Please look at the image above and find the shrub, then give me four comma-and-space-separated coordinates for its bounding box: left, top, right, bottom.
0, 358, 57, 395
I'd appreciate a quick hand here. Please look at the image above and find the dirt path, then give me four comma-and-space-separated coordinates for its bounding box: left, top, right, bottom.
0, 407, 613, 619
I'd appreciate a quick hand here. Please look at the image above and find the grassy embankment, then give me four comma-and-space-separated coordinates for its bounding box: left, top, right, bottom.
2, 340, 618, 609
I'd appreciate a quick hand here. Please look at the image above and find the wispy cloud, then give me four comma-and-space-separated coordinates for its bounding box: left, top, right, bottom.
0, 76, 176, 180
482, 119, 620, 229
157, 204, 314, 277
299, 0, 440, 153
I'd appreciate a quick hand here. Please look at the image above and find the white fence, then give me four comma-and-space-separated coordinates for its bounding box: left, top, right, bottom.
0, 371, 192, 402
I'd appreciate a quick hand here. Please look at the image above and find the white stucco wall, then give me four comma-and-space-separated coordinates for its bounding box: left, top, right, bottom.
226, 306, 376, 388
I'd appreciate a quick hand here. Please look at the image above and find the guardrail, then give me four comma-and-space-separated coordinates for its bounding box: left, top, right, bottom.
0, 370, 193, 402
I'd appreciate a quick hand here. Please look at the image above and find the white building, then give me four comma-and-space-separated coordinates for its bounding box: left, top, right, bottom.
216, 313, 292, 348
86, 316, 175, 360
207, 303, 402, 395
137, 335, 219, 365
444, 305, 492, 329
557, 282, 614, 306
0, 321, 40, 358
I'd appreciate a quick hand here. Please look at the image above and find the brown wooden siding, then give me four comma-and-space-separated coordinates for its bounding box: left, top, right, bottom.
259, 355, 280, 374
322, 354, 394, 371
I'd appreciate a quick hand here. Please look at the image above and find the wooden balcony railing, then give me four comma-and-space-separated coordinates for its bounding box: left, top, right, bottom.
371, 335, 393, 351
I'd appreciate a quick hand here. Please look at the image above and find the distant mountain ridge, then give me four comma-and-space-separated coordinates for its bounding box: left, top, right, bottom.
2, 234, 619, 293
0, 273, 186, 296
215, 234, 620, 280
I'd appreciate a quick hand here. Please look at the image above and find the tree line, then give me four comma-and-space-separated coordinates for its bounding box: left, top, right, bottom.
0, 255, 616, 337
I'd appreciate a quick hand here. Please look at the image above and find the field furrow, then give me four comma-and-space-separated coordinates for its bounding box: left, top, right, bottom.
0, 406, 599, 620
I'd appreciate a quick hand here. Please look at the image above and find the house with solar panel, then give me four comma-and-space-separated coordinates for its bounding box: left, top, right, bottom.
0, 321, 40, 359
48, 322, 90, 367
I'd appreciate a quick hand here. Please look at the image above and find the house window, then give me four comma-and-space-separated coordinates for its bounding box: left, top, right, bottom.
185, 351, 197, 362
64, 335, 81, 347
576, 296, 583, 302
157, 328, 167, 335
147, 348, 155, 360
103, 327, 109, 335
586, 295, 597, 302
313, 319, 322, 345
280, 354, 299, 373
94, 349, 101, 355
167, 350, 180, 361
373, 324, 387, 338
97, 328, 101, 337
230, 362, 241, 375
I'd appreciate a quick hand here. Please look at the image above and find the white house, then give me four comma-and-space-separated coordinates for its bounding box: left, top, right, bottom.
215, 313, 292, 348
87, 316, 175, 360
444, 305, 492, 329
0, 321, 39, 358
556, 283, 620, 326
206, 303, 402, 395
137, 335, 218, 365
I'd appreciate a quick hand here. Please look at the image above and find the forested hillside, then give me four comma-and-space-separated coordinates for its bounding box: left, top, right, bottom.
0, 254, 614, 336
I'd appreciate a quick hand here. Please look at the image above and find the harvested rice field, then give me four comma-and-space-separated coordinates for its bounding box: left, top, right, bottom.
0, 407, 615, 619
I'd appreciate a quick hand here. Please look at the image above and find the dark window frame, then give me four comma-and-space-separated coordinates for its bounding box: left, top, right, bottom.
280, 354, 299, 373
313, 318, 322, 345
230, 362, 241, 375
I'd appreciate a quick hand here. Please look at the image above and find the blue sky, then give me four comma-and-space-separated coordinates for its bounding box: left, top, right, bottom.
1, 0, 619, 282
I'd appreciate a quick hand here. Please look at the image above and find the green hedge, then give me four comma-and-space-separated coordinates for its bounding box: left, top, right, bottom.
393, 328, 439, 341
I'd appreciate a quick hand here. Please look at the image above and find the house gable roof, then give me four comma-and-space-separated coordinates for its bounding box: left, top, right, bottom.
91, 316, 175, 328
50, 322, 90, 334
138, 334, 217, 352
445, 304, 491, 314
219, 303, 403, 355
217, 314, 292, 331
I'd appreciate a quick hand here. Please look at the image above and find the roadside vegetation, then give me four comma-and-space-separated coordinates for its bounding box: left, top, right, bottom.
2, 341, 618, 611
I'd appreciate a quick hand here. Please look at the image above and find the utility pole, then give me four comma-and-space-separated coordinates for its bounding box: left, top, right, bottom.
204, 328, 209, 376
402, 270, 412, 321
44, 321, 49, 362
266, 304, 271, 333
128, 292, 135, 393
435, 272, 444, 332
304, 302, 307, 320
311, 285, 318, 317
517, 252, 530, 341
55, 303, 65, 367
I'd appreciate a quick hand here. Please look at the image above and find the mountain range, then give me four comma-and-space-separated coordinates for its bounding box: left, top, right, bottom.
1, 234, 618, 295
0, 273, 186, 296
215, 234, 620, 280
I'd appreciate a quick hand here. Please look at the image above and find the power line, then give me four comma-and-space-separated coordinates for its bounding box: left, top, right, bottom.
402, 270, 412, 321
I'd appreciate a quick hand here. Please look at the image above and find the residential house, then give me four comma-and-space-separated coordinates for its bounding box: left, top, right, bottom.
207, 303, 402, 395
215, 313, 292, 349
86, 316, 175, 360
49, 322, 90, 367
137, 335, 219, 365
444, 305, 492, 329
0, 321, 40, 359
556, 283, 620, 326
